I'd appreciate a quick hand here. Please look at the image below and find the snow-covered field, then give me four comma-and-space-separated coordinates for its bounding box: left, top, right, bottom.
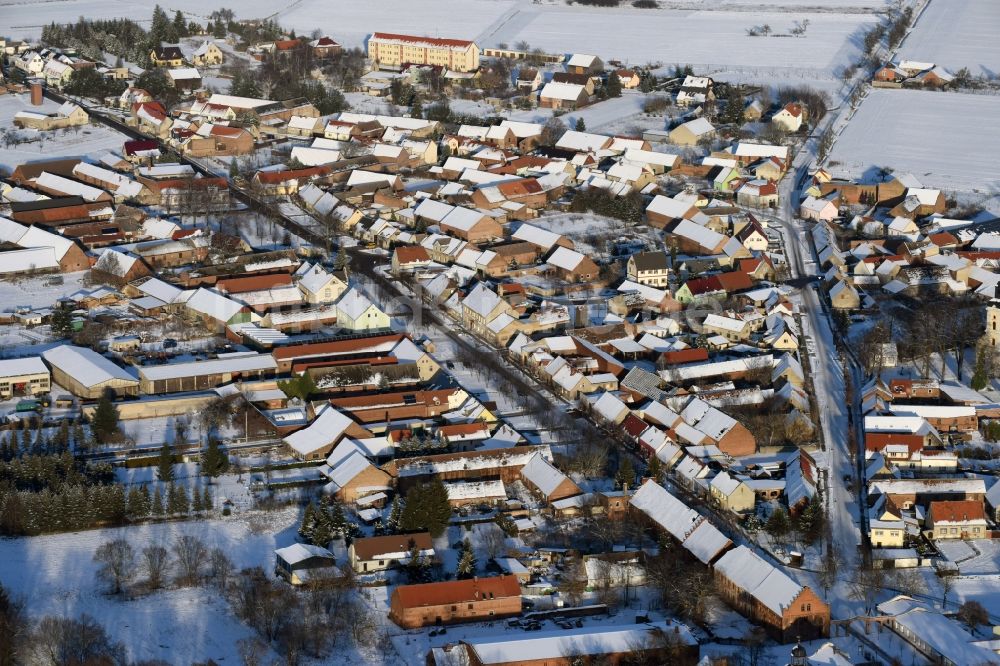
482, 5, 875, 76
826, 88, 1000, 194
0, 0, 516, 43
0, 508, 302, 664
0, 93, 129, 171
897, 0, 1000, 78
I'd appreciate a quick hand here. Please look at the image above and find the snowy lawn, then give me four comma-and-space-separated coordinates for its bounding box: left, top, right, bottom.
0, 94, 130, 171
897, 0, 1000, 77
827, 88, 1000, 194
0, 508, 302, 664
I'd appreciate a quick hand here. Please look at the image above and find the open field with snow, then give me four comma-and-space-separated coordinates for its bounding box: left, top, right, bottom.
826, 88, 1000, 194
0, 509, 303, 663
0, 93, 130, 171
482, 5, 875, 76
897, 0, 1000, 78
0, 0, 517, 42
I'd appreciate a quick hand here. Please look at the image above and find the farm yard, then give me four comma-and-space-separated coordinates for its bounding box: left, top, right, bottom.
826, 88, 1000, 195
897, 0, 1000, 77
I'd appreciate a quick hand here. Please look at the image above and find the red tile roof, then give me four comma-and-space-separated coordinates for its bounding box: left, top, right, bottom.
123, 139, 160, 156
254, 165, 331, 184
660, 348, 709, 366
928, 500, 985, 524
370, 32, 475, 49
392, 575, 521, 609
394, 245, 431, 264
352, 532, 432, 560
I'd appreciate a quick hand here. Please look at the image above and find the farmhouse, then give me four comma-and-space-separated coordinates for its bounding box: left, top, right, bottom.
669, 118, 715, 146
348, 532, 435, 573
538, 82, 588, 110
389, 575, 522, 629
13, 101, 88, 130
626, 251, 670, 287
714, 545, 829, 641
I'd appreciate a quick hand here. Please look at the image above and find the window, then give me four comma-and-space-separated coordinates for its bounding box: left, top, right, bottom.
467, 604, 473, 610
451, 605, 457, 611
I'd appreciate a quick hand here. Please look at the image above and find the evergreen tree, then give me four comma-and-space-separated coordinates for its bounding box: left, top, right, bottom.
616, 456, 635, 489
228, 159, 239, 179
50, 306, 74, 338
456, 539, 477, 579
149, 5, 171, 47
327, 499, 347, 538
91, 394, 120, 444
765, 507, 790, 542
168, 484, 189, 515
605, 71, 622, 97
400, 478, 451, 537
156, 442, 174, 482
202, 486, 213, 512
72, 422, 86, 452
201, 438, 229, 478
647, 454, 662, 482
313, 507, 333, 547
386, 496, 404, 533
410, 95, 423, 119
126, 487, 145, 519
192, 486, 204, 512
575, 117, 586, 132
152, 487, 165, 516
172, 10, 187, 38
404, 540, 431, 583
299, 502, 316, 541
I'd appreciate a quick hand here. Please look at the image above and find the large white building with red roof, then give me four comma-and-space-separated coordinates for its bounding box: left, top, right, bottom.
367, 32, 480, 72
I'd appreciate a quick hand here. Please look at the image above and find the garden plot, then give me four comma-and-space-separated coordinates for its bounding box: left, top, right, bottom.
826, 88, 1000, 194
897, 0, 1000, 78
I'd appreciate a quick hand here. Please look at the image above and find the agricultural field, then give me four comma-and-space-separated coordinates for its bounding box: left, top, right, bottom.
897, 0, 1000, 77
826, 88, 1000, 194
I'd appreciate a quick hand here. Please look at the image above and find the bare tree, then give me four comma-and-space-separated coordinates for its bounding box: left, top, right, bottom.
480, 524, 507, 562
891, 567, 927, 598
30, 614, 126, 666
93, 539, 135, 595
957, 600, 990, 631
142, 545, 170, 590
209, 547, 235, 591
173, 535, 208, 586
849, 563, 884, 617
238, 637, 269, 666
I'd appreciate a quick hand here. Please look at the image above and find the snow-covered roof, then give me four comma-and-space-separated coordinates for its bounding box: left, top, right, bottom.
137, 353, 276, 382
539, 81, 586, 101
521, 452, 573, 497
185, 287, 245, 323
714, 545, 804, 615
545, 246, 586, 272
512, 223, 562, 250
33, 172, 106, 202
675, 117, 714, 137
336, 287, 376, 320
0, 357, 48, 378
274, 543, 334, 566
556, 130, 610, 153
284, 405, 357, 456
463, 621, 695, 665
41, 345, 138, 388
